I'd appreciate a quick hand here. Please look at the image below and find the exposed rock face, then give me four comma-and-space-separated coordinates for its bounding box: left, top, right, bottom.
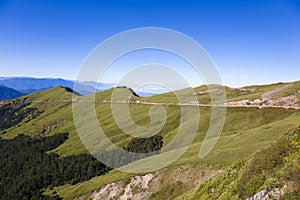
91, 174, 154, 200
76, 164, 223, 200
245, 185, 287, 200
246, 189, 267, 200
246, 190, 267, 200
225, 90, 300, 107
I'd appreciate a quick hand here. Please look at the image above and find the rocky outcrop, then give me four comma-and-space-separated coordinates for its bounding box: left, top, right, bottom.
246, 189, 267, 200
225, 90, 300, 107
90, 174, 154, 200
76, 164, 223, 200
245, 185, 287, 200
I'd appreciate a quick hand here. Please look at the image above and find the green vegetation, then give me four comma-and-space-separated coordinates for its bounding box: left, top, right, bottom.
124, 135, 163, 153
96, 135, 164, 169
148, 164, 219, 200
0, 133, 110, 200
1, 81, 300, 199
50, 106, 300, 199
271, 80, 300, 99
0, 99, 40, 131
177, 126, 300, 200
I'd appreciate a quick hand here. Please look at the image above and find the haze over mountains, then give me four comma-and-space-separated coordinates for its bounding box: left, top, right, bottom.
0, 77, 115, 96
0, 84, 24, 101
0, 77, 160, 100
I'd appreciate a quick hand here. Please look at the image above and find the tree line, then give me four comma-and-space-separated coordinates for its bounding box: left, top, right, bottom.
0, 132, 164, 199
0, 100, 40, 132
0, 133, 110, 199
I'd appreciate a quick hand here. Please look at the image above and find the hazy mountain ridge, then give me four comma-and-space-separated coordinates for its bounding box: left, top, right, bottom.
0, 77, 157, 98
0, 77, 113, 97
0, 84, 24, 100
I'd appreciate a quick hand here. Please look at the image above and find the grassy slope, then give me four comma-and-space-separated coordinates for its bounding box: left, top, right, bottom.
50, 110, 300, 199
177, 126, 300, 200
0, 87, 88, 155
271, 80, 300, 99
1, 82, 300, 199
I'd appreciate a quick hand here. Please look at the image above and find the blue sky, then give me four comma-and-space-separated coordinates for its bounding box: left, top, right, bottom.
0, 0, 300, 87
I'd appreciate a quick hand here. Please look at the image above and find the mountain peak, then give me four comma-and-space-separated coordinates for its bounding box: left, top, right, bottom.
58, 86, 81, 96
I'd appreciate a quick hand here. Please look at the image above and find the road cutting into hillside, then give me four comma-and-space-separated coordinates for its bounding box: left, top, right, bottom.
1, 98, 299, 110
8, 99, 299, 110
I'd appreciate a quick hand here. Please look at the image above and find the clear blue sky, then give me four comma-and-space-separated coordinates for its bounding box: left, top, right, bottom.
0, 0, 300, 87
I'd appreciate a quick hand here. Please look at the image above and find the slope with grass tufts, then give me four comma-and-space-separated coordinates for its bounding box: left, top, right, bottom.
1, 81, 300, 199
177, 125, 300, 200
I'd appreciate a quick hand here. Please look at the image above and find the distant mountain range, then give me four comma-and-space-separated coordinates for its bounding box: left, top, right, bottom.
0, 77, 116, 100
0, 77, 164, 100
0, 84, 24, 100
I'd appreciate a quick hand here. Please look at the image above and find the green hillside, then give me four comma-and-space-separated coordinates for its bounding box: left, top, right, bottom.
0, 81, 300, 199
177, 126, 300, 200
